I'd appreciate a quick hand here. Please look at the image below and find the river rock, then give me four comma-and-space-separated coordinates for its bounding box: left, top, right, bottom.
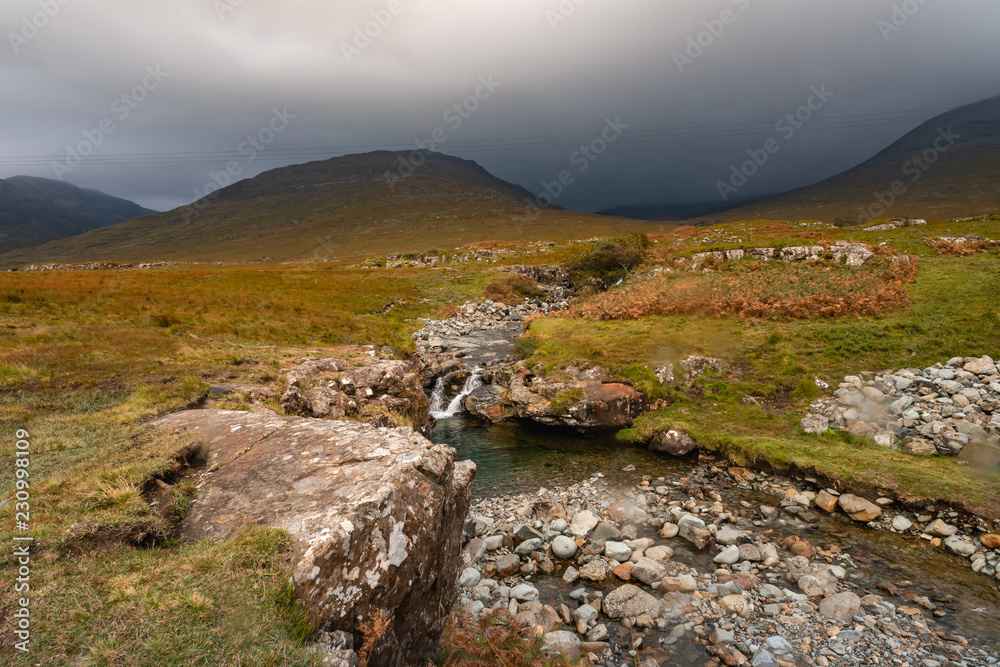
658, 522, 679, 539
719, 593, 751, 618
458, 568, 481, 588
965, 358, 997, 375
514, 538, 542, 556
496, 554, 521, 578
281, 355, 432, 436
540, 631, 581, 660
838, 494, 882, 522
679, 521, 712, 550
903, 438, 938, 456
508, 370, 647, 429
591, 522, 622, 541
765, 635, 794, 656
813, 490, 839, 513
551, 535, 578, 559
579, 558, 612, 581
602, 584, 661, 619
650, 429, 697, 456
925, 519, 958, 537
802, 357, 1000, 457
714, 545, 741, 565
157, 410, 475, 667
944, 535, 977, 558
631, 558, 667, 585
715, 525, 748, 545
891, 516, 913, 531
981, 534, 1000, 549
660, 574, 697, 594
644, 545, 673, 562
819, 592, 861, 623
511, 584, 540, 602
569, 510, 599, 538
464, 385, 516, 423
605, 541, 633, 562
738, 543, 762, 562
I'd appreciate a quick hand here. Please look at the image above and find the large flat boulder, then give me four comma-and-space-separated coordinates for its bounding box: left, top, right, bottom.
154, 409, 475, 667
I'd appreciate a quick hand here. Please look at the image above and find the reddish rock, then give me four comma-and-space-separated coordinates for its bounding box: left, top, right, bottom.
473, 370, 647, 429
838, 494, 882, 522
679, 523, 713, 551
814, 490, 839, 513
718, 572, 761, 590
728, 467, 755, 483
981, 534, 1000, 549
781, 536, 815, 558
155, 409, 475, 667
613, 562, 634, 581
495, 554, 521, 578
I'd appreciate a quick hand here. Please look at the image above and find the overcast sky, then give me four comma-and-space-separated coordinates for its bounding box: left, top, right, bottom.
2, 0, 998, 213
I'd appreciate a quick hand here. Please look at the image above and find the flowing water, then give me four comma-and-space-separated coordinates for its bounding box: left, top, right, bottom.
433, 413, 1000, 648
430, 369, 484, 419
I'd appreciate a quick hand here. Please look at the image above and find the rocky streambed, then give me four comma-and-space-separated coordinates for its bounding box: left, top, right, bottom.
440, 439, 1000, 666
417, 301, 1000, 665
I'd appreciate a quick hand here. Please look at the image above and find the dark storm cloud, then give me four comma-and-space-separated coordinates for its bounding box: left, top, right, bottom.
1, 0, 998, 213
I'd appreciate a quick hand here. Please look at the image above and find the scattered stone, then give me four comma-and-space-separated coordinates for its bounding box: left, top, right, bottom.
925, 519, 958, 537
891, 516, 913, 532
819, 592, 861, 623
838, 494, 882, 522
540, 631, 581, 660
603, 584, 662, 619
551, 535, 578, 559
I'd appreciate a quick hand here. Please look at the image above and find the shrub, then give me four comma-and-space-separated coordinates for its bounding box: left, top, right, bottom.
566, 234, 651, 290
513, 332, 539, 360
484, 275, 547, 305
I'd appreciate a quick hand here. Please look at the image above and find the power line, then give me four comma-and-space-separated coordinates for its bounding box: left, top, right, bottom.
0, 106, 953, 168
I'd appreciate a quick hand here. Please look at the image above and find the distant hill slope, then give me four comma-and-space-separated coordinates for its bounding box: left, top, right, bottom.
700, 95, 1000, 224
0, 176, 155, 253
0, 151, 663, 268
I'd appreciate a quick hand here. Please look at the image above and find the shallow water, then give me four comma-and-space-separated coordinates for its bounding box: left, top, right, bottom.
433, 413, 1000, 649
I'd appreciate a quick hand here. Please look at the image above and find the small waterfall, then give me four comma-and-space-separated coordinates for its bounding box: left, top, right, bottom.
430, 368, 483, 419
428, 377, 447, 414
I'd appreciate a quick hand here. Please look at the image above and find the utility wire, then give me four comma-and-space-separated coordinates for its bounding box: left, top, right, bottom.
0, 107, 953, 168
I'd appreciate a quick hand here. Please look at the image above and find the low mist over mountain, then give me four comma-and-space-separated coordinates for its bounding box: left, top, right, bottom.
0, 152, 659, 268
0, 177, 155, 252
702, 95, 1000, 224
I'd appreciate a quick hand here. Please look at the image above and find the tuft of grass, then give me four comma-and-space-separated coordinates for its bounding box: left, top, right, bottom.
549, 387, 584, 415
87, 479, 142, 508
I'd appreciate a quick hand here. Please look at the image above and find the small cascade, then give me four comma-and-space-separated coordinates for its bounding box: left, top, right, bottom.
428, 377, 448, 415
430, 368, 483, 419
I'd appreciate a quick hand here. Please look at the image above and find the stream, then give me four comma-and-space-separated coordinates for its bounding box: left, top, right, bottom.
433, 412, 1000, 659
418, 308, 1000, 662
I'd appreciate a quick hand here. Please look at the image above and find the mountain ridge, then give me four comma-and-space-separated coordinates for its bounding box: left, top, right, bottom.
697, 94, 1000, 224
0, 151, 661, 268
0, 176, 155, 253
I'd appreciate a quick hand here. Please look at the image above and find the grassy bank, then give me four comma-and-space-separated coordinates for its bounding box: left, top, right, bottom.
0, 257, 543, 665
522, 228, 1000, 518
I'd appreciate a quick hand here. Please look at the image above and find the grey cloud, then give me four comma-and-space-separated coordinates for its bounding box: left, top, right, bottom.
1, 0, 998, 213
